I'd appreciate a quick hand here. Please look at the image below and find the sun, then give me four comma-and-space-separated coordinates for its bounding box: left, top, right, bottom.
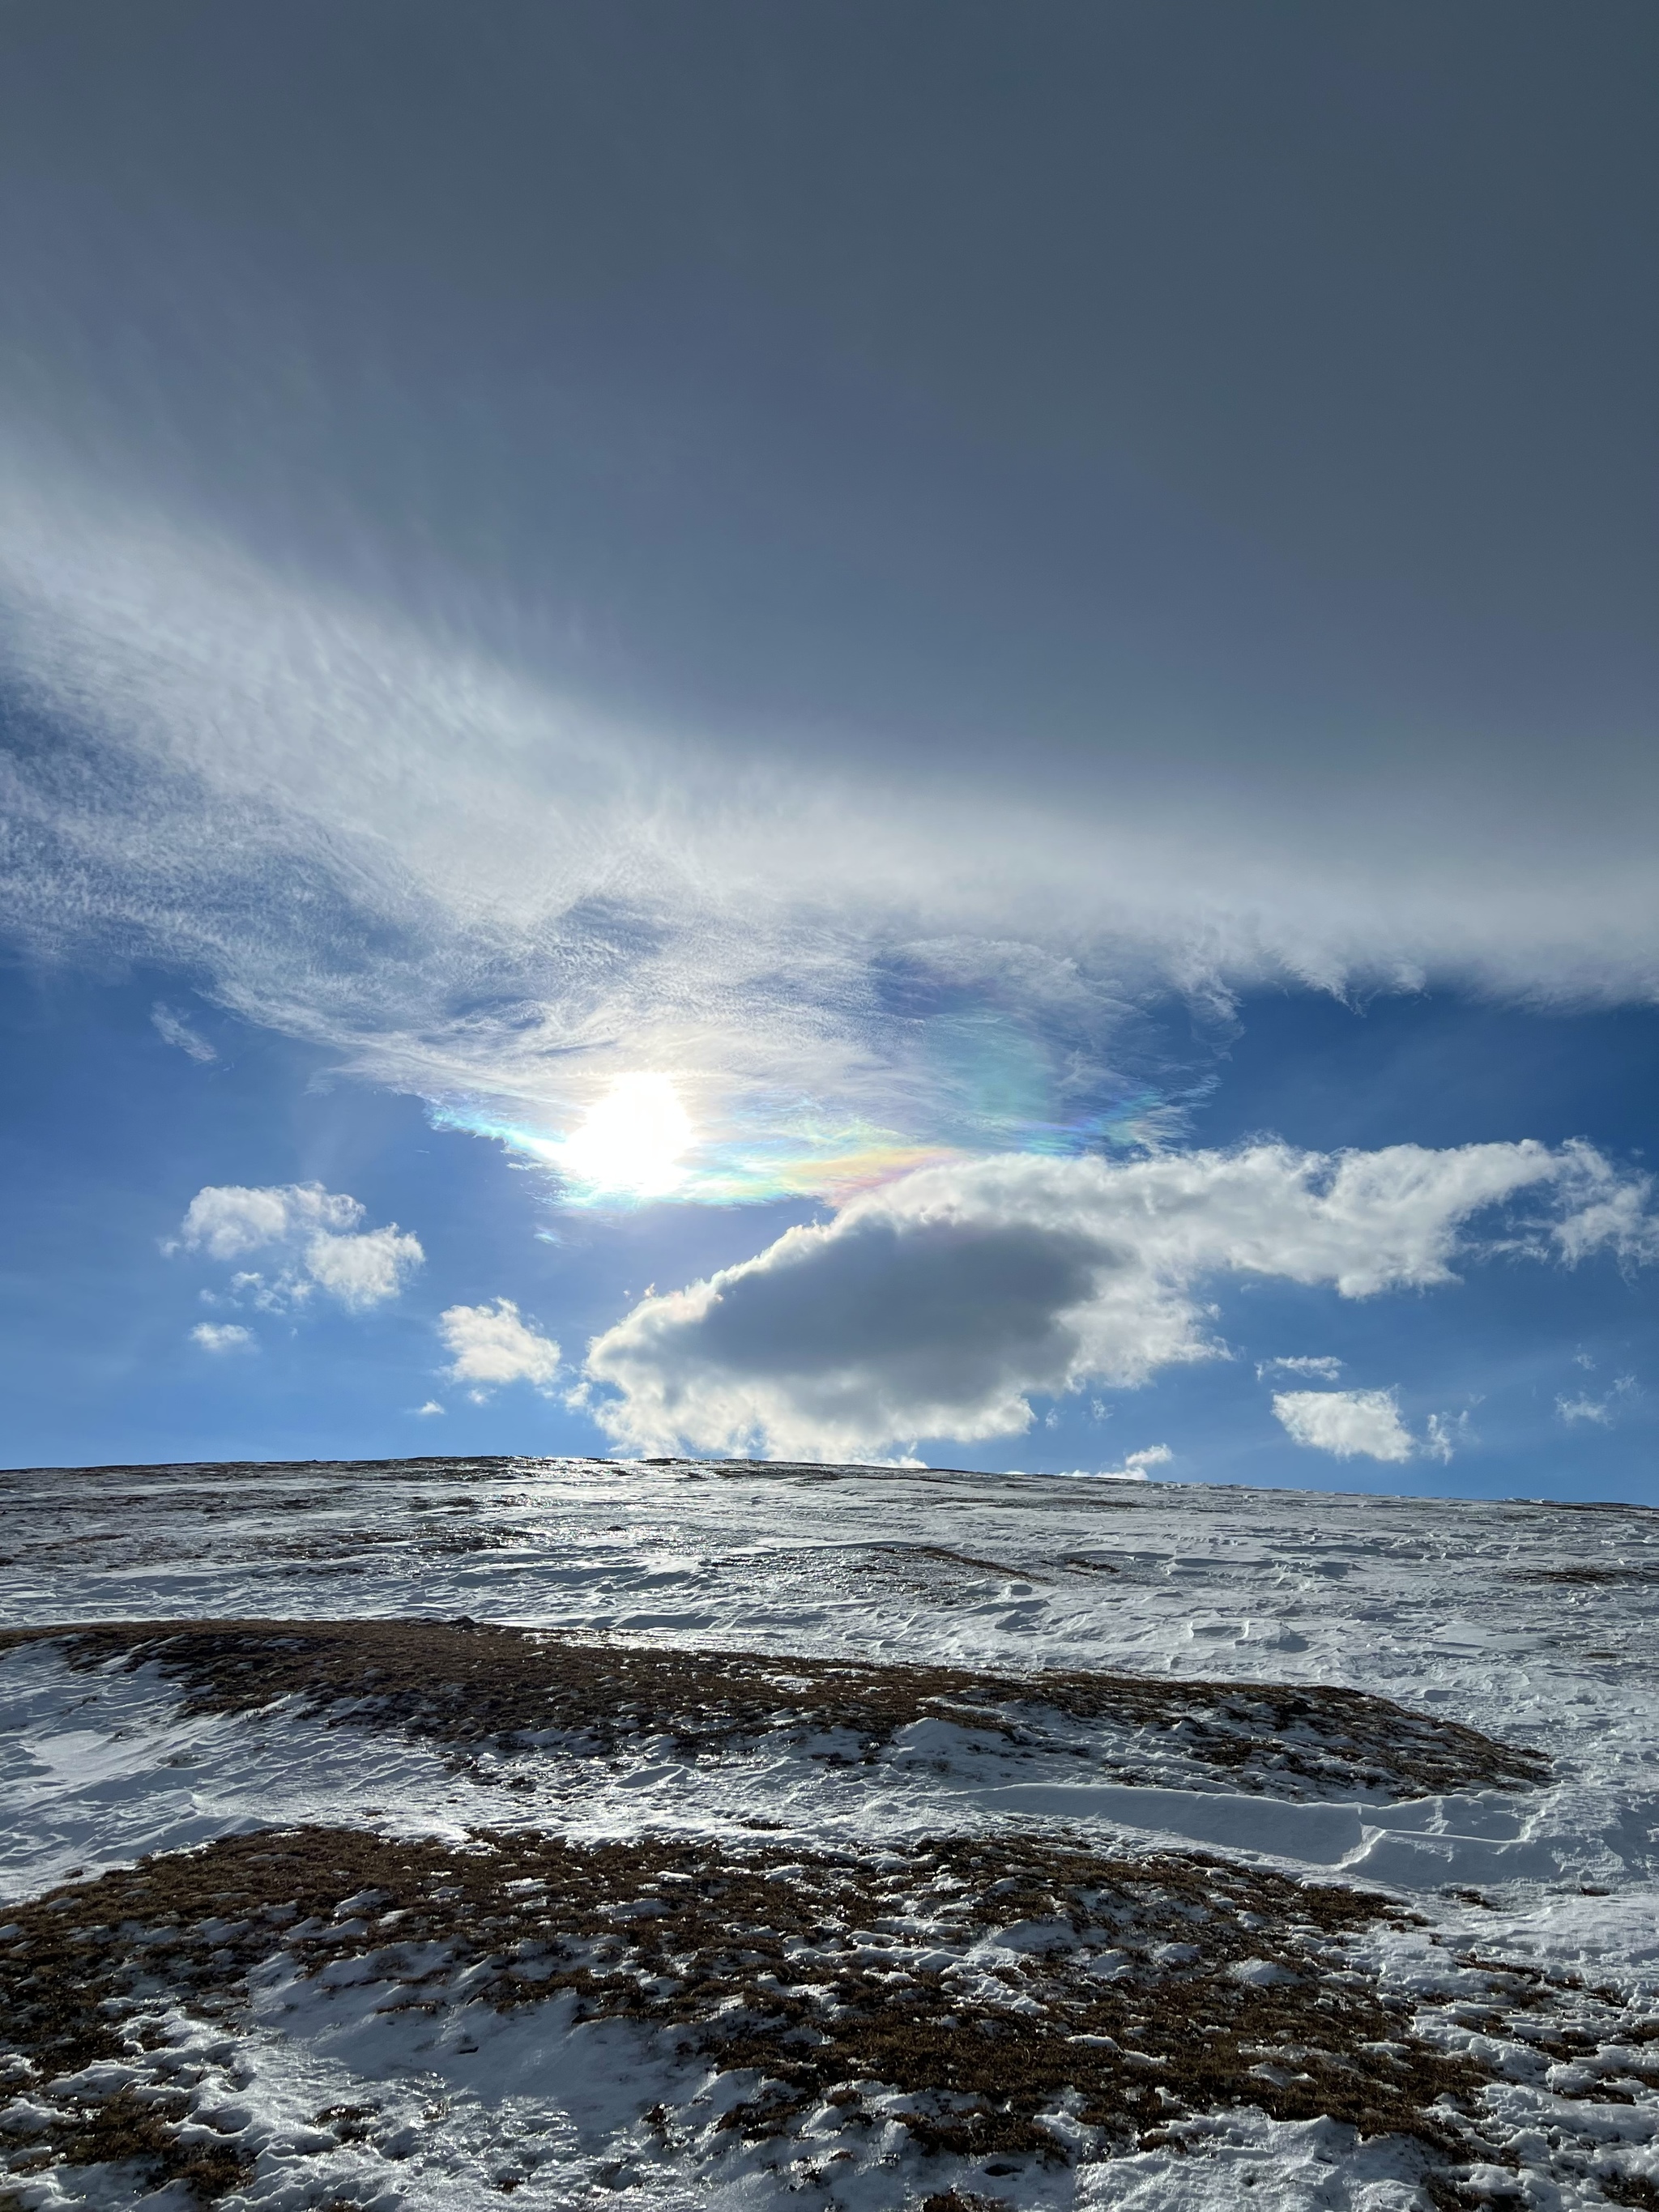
557, 1074, 693, 1200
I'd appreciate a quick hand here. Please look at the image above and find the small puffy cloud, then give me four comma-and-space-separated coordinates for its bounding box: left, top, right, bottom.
1035, 1446, 1172, 1481
173, 1182, 422, 1311
586, 1138, 1652, 1460
1257, 1355, 1344, 1381
305, 1224, 426, 1310
1552, 1152, 1659, 1268
438, 1298, 561, 1393
175, 1182, 362, 1262
1099, 1444, 1172, 1481
415, 1400, 446, 1417
151, 1002, 216, 1062
190, 1321, 253, 1353
1273, 1388, 1415, 1463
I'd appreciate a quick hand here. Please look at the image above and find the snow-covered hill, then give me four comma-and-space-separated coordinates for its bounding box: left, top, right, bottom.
2, 1458, 1657, 2209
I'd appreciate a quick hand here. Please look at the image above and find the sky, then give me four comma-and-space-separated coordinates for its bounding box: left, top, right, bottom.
1, 2, 1656, 1496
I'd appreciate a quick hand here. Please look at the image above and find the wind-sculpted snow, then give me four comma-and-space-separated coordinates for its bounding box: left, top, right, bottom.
2, 1456, 1658, 2208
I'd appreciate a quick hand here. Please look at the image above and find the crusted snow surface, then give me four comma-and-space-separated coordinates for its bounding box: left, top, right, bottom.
2, 1455, 1658, 2210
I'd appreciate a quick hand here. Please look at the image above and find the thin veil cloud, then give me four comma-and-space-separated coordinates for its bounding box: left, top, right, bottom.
2, 6, 1656, 1211
3, 461, 1658, 1206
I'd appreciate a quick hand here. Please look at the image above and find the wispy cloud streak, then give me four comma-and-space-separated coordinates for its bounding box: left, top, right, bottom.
3, 457, 1658, 1201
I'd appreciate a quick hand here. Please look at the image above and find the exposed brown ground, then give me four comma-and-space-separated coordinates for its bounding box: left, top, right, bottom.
0, 1617, 1550, 1799
6, 1824, 1657, 2206
0, 1823, 1488, 2205
1516, 1566, 1659, 1588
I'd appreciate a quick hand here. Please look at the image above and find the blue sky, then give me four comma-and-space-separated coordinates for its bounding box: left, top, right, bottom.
3, 953, 1653, 1501
1, 4, 1656, 1495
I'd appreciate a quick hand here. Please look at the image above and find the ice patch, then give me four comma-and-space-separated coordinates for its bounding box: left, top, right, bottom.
961, 1780, 1370, 1865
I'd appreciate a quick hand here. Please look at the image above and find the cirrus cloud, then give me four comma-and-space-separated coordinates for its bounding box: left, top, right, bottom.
586, 1138, 1656, 1460
5, 462, 1659, 1202
1556, 1375, 1638, 1428
151, 1002, 216, 1063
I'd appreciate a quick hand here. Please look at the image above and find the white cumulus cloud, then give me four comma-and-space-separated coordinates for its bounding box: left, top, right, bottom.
305, 1224, 426, 1310
438, 1299, 561, 1394
1257, 1355, 1345, 1381
190, 1322, 253, 1353
176, 1182, 360, 1262
1100, 1444, 1172, 1481
1272, 1388, 1416, 1463
173, 1182, 422, 1311
585, 1137, 1653, 1460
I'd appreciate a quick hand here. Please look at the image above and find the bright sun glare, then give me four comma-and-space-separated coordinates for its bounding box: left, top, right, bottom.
557, 1074, 693, 1200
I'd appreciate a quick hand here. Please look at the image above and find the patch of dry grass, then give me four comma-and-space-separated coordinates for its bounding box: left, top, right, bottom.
0, 1617, 1550, 1798
0, 1826, 1452, 2198
8, 1824, 1656, 2205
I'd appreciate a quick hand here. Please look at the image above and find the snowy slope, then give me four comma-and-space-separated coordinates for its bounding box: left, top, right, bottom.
2, 1457, 1657, 2210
